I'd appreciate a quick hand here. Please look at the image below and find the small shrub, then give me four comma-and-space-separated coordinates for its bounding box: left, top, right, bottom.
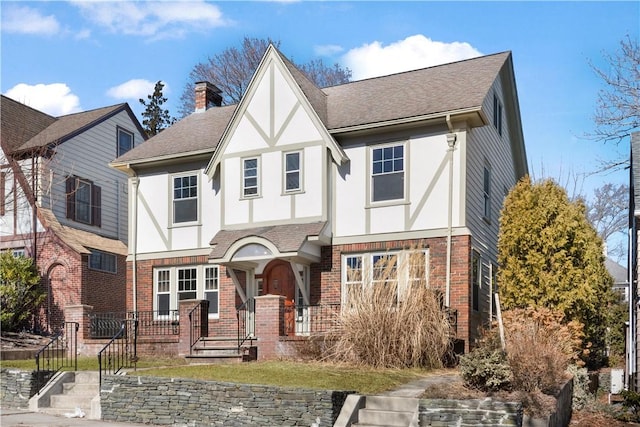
620, 390, 640, 422
567, 364, 592, 410
459, 337, 512, 392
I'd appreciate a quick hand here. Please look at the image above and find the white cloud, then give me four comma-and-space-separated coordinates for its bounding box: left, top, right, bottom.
4, 83, 81, 116
1, 5, 61, 35
314, 44, 344, 57
70, 0, 229, 39
106, 79, 161, 100
342, 35, 483, 80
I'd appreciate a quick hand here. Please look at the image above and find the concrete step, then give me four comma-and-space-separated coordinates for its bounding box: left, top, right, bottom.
49, 393, 93, 410
185, 354, 243, 364
73, 371, 99, 384
356, 408, 414, 427
62, 382, 99, 395
365, 396, 418, 412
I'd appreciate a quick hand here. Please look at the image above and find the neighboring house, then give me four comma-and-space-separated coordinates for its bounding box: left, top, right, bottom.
0, 95, 146, 333
606, 257, 629, 303
111, 46, 527, 358
629, 131, 640, 390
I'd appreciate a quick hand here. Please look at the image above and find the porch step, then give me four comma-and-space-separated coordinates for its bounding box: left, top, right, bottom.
352, 396, 418, 427
40, 371, 99, 418
186, 336, 246, 364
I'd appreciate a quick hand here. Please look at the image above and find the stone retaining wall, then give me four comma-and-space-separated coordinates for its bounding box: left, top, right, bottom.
419, 398, 522, 426
101, 375, 353, 426
0, 368, 52, 408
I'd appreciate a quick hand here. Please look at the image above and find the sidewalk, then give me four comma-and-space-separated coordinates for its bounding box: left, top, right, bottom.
0, 409, 163, 427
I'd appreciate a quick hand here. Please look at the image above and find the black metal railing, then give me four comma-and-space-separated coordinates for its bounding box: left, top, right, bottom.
97, 319, 137, 386
283, 303, 341, 336
188, 301, 208, 355
34, 322, 79, 394
236, 298, 255, 350
89, 310, 179, 338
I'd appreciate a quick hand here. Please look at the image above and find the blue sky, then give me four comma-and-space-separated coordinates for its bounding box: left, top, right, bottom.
1, 1, 638, 260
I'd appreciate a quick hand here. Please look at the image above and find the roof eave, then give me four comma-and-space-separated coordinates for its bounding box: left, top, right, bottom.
328, 107, 486, 135
110, 149, 215, 174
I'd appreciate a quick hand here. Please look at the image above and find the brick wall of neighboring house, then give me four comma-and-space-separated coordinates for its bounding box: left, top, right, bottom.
84, 253, 127, 314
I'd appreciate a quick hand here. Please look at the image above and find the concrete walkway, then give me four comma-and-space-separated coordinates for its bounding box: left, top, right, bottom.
0, 409, 163, 427
382, 371, 462, 398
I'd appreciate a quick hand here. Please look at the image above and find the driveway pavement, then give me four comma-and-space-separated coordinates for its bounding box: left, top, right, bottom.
0, 409, 163, 427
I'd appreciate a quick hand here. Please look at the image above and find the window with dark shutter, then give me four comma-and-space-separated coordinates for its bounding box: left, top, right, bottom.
65, 176, 101, 227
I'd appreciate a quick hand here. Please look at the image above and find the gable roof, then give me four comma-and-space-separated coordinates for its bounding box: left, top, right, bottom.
111, 49, 517, 171
1, 95, 56, 153
1, 95, 146, 156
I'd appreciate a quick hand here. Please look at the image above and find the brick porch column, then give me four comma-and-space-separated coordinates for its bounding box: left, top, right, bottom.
178, 299, 206, 357
64, 304, 93, 340
254, 295, 285, 360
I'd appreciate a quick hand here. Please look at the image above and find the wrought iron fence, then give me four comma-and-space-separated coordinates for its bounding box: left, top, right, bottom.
283, 303, 341, 336
89, 310, 179, 338
34, 322, 78, 394
97, 319, 137, 386
236, 298, 255, 350
188, 301, 208, 355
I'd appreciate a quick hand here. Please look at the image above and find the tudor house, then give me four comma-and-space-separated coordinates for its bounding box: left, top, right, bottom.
0, 95, 146, 332
111, 45, 528, 358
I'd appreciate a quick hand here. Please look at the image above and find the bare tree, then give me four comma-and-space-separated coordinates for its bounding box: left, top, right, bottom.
588, 35, 640, 172
586, 182, 629, 262
177, 37, 352, 117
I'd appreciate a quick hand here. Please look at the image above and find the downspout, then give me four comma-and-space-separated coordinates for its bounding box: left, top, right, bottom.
131, 169, 139, 313
445, 115, 457, 308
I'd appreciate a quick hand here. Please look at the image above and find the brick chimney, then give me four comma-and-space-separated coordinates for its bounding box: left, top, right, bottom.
194, 81, 222, 112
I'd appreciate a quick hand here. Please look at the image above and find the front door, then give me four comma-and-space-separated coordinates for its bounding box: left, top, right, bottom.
263, 260, 296, 335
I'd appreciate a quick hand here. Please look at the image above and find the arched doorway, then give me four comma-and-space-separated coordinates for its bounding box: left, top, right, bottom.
262, 259, 296, 335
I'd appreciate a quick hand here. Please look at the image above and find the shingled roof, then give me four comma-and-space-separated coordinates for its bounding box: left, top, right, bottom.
1, 95, 144, 156
112, 50, 512, 167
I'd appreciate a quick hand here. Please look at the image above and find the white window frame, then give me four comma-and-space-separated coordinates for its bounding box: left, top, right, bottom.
341, 249, 429, 307
75, 178, 92, 224
117, 127, 134, 157
370, 142, 406, 203
204, 266, 219, 319
172, 173, 199, 225
153, 265, 221, 320
242, 157, 260, 198
283, 151, 302, 193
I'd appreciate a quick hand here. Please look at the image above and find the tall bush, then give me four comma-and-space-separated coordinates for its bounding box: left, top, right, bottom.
325, 249, 452, 368
0, 251, 45, 331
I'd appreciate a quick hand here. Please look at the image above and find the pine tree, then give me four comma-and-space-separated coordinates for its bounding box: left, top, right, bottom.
497, 176, 615, 367
139, 81, 176, 137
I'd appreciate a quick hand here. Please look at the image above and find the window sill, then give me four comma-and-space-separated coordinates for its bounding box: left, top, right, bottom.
365, 200, 410, 209
281, 189, 305, 196
169, 221, 202, 229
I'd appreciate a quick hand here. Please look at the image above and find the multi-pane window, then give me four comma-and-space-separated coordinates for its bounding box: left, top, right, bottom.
483, 164, 491, 221
284, 152, 301, 192
493, 93, 503, 136
372, 144, 404, 202
342, 250, 427, 306
12, 248, 25, 258
88, 250, 117, 273
472, 251, 481, 311
66, 176, 101, 226
156, 269, 171, 316
117, 128, 134, 156
344, 255, 363, 302
204, 266, 219, 316
243, 158, 259, 197
178, 267, 197, 301
173, 175, 198, 223
153, 265, 220, 319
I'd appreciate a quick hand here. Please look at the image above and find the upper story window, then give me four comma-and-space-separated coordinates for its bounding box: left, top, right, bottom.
493, 93, 503, 136
117, 127, 134, 156
89, 249, 117, 273
243, 157, 259, 197
173, 174, 198, 224
371, 144, 404, 202
66, 176, 101, 227
483, 163, 491, 222
284, 151, 302, 193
